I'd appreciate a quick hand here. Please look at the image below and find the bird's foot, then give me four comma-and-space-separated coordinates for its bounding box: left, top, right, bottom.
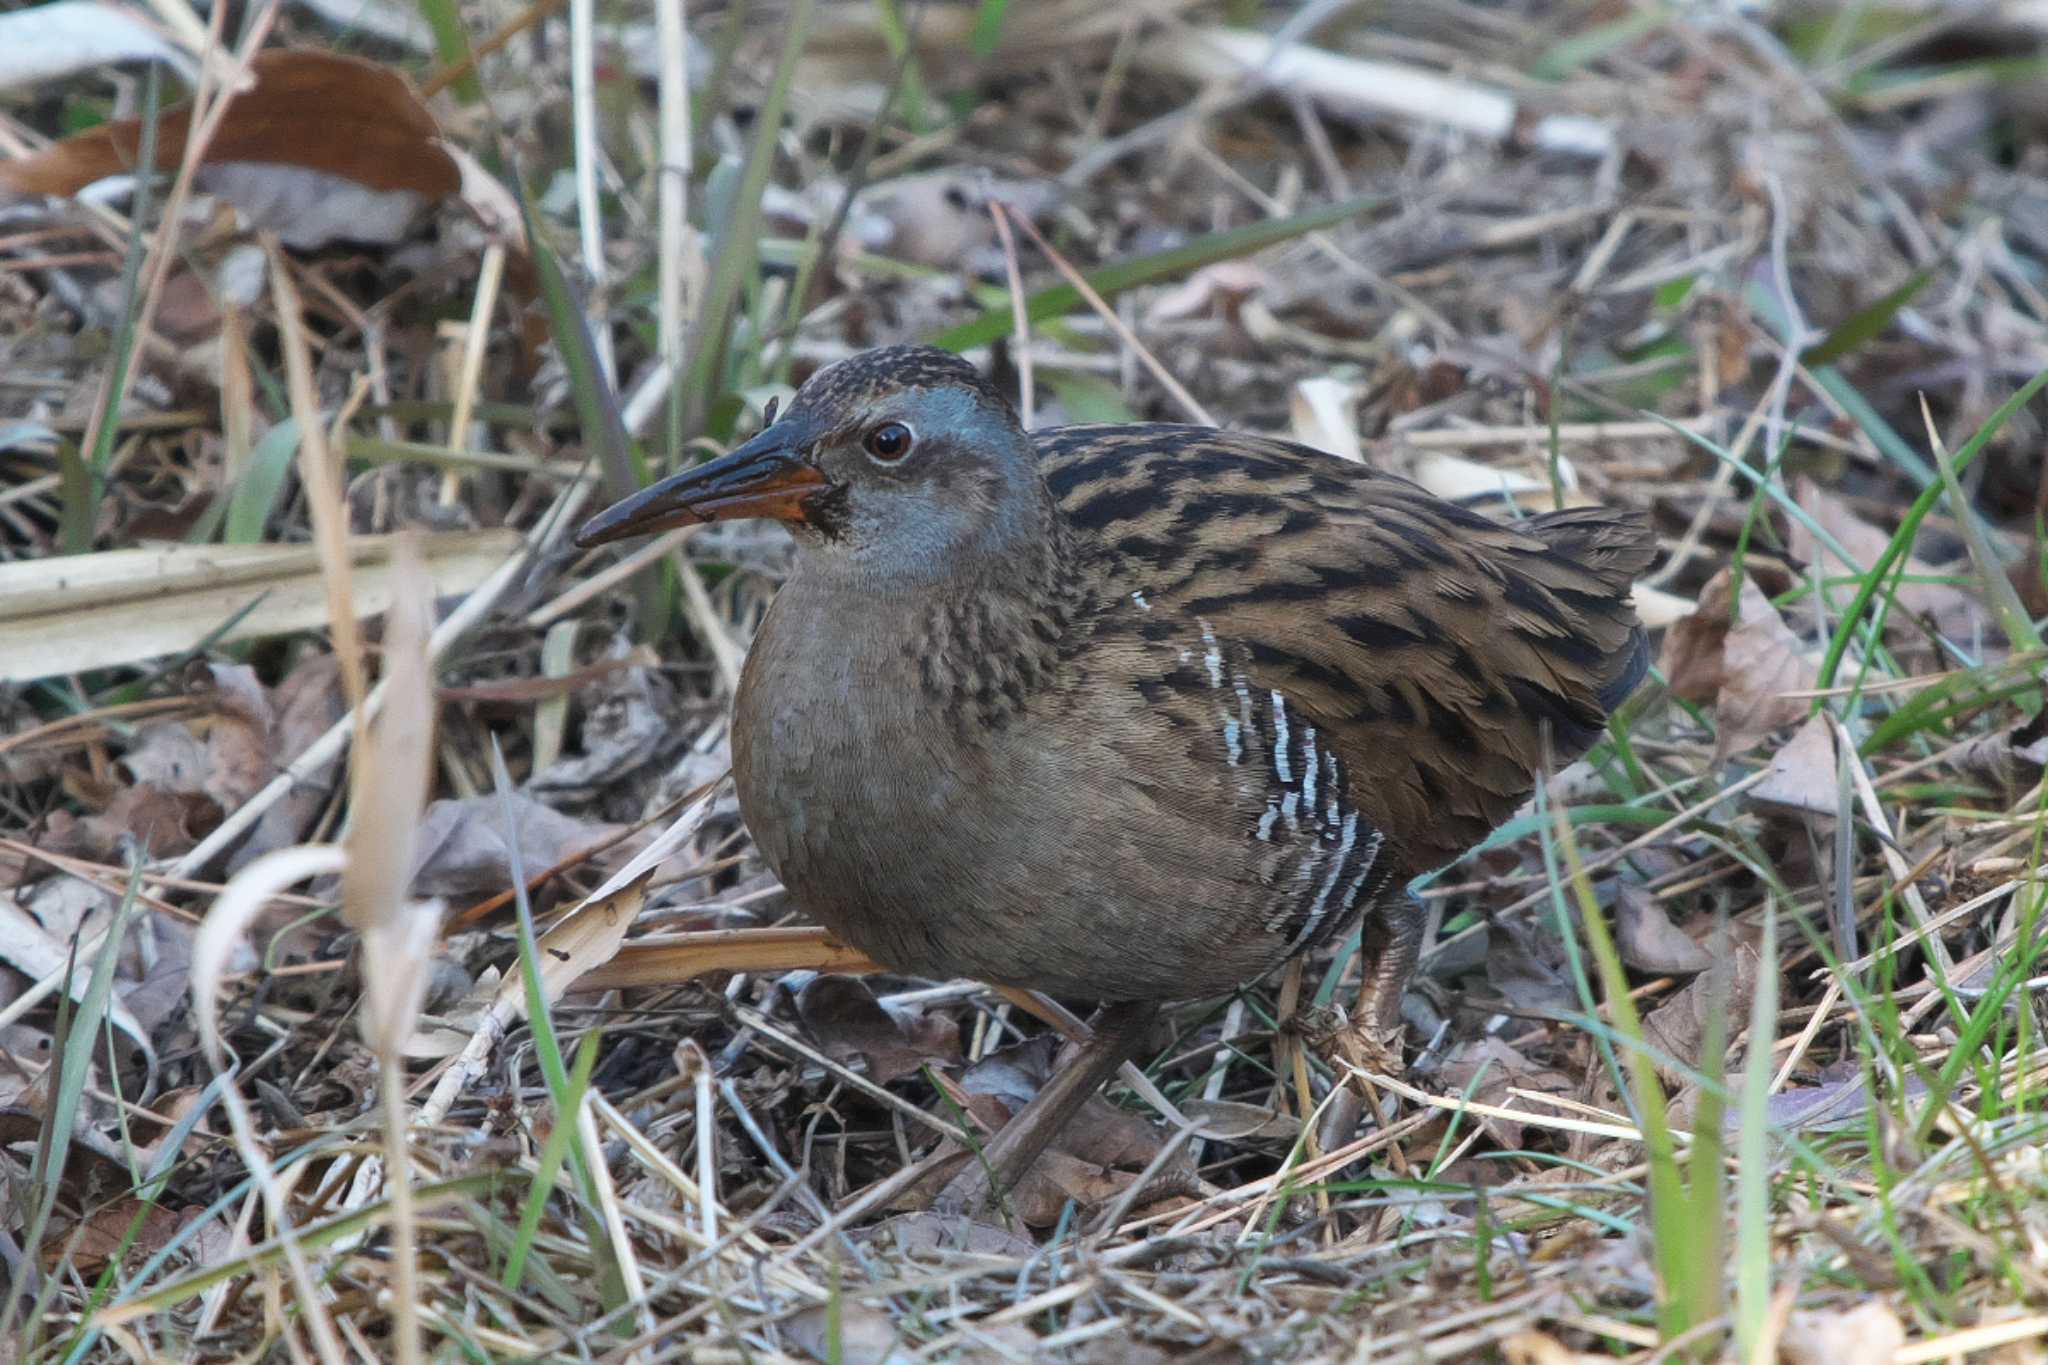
1303, 1005, 1402, 1079
919, 1001, 1160, 1228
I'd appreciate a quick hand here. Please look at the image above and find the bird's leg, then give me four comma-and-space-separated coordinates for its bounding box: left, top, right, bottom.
1358, 894, 1424, 1034
1338, 894, 1423, 1077
932, 1000, 1160, 1221
1313, 896, 1426, 1155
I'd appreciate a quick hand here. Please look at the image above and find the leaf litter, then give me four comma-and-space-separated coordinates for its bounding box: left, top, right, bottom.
0, 4, 2045, 1361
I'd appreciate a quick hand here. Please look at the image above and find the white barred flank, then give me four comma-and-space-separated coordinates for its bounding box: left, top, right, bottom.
1184, 620, 1392, 953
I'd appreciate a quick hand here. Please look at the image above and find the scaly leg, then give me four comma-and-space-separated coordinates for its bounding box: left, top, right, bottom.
1352, 894, 1424, 1067
1314, 895, 1425, 1154
932, 1001, 1159, 1221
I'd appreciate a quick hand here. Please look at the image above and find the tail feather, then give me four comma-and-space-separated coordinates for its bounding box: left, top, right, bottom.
1524, 506, 1658, 590
1525, 506, 1657, 713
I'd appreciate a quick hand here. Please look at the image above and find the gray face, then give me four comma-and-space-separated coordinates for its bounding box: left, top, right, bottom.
787, 383, 1041, 583
571, 346, 1042, 579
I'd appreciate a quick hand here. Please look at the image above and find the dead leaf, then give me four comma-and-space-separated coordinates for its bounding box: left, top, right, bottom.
530, 648, 681, 810
954, 1035, 1058, 1133
44, 1198, 186, 1274
1435, 1036, 1576, 1148
908, 1036, 1183, 1225
1500, 1330, 1599, 1365
0, 2, 198, 93
1781, 1299, 1906, 1365
1178, 1098, 1301, 1142
1, 881, 157, 1076
1612, 883, 1715, 976
1751, 712, 1842, 815
188, 663, 274, 811
231, 654, 346, 870
44, 785, 221, 863
43, 657, 347, 871
1398, 448, 1577, 512
1289, 376, 1364, 463
1660, 566, 1819, 760
792, 976, 958, 1085
1010, 1147, 1134, 1226
1954, 709, 2048, 793
0, 51, 459, 250
881, 1210, 1036, 1259
1641, 934, 1765, 1085
1145, 260, 1271, 325
408, 791, 626, 900
781, 1301, 911, 1365
410, 879, 649, 1059
1485, 919, 1576, 1015
1759, 1069, 1928, 1134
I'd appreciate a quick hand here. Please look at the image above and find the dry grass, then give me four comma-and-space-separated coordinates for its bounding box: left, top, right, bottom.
2, 2, 2047, 1361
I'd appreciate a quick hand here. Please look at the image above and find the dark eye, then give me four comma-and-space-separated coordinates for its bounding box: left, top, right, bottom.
864, 421, 914, 462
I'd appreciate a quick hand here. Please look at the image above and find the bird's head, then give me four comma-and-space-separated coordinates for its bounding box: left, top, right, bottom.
575, 347, 1042, 582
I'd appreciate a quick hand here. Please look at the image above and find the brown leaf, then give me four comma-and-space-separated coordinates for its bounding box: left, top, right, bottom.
0, 50, 456, 197
0, 51, 458, 250
1056, 1094, 1168, 1170
1178, 1098, 1301, 1142
1641, 934, 1766, 1085
1500, 1330, 1601, 1365
1485, 919, 1576, 1015
792, 976, 958, 1085
935, 1036, 1181, 1226
45, 1199, 186, 1274
492, 882, 644, 1021
44, 785, 221, 862
231, 654, 347, 870
781, 1301, 910, 1365
1611, 883, 1715, 976
189, 663, 274, 812
1009, 1147, 1135, 1226
1660, 566, 1819, 760
880, 1211, 1037, 1259
1436, 1036, 1576, 1149
957, 1035, 1057, 1113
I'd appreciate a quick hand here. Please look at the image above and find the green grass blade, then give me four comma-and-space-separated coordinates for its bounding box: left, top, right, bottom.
1529, 7, 1670, 80
416, 0, 482, 103
222, 418, 303, 544
1800, 265, 1938, 368
1733, 902, 1778, 1362
927, 191, 1392, 353
1817, 364, 2048, 689
1927, 412, 2046, 666
502, 1028, 602, 1291
72, 65, 164, 554
1554, 803, 1717, 1342
487, 738, 628, 1313
679, 0, 816, 437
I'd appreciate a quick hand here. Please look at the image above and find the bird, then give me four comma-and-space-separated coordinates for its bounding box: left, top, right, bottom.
576, 344, 1656, 1219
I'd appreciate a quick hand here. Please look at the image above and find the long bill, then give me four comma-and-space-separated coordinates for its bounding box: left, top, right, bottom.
574, 436, 828, 547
